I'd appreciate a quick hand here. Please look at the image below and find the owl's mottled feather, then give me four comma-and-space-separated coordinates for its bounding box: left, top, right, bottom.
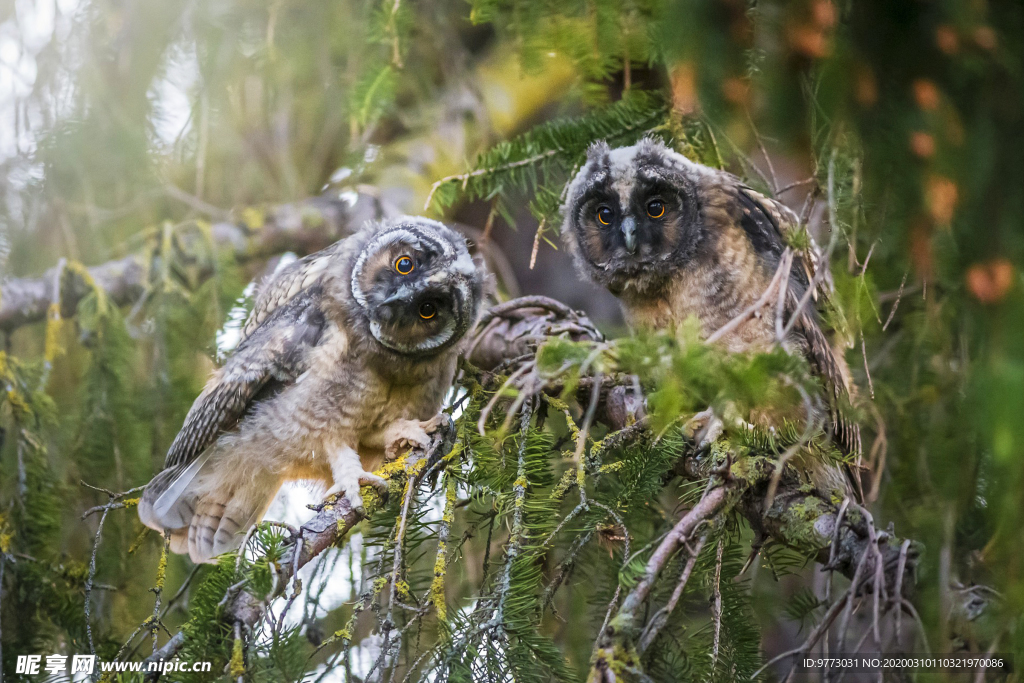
562, 138, 861, 496
166, 286, 326, 470
241, 244, 342, 340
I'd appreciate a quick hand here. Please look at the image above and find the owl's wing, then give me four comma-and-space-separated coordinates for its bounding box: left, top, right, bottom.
165, 284, 327, 471
140, 284, 329, 531
735, 185, 825, 291
241, 240, 345, 341
733, 184, 863, 467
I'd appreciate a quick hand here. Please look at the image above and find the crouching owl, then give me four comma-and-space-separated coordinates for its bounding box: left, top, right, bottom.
138, 217, 485, 563
561, 138, 860, 497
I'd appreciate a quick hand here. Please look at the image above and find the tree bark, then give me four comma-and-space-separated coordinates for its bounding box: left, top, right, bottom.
0, 194, 387, 333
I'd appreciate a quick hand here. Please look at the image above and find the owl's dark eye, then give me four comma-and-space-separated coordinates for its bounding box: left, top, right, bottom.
646, 199, 665, 219
395, 256, 414, 275
418, 302, 437, 320
596, 206, 614, 226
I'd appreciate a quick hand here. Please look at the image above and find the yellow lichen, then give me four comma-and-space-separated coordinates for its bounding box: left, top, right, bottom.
240, 206, 266, 230
598, 461, 626, 475
155, 536, 169, 591
228, 632, 245, 678
428, 474, 457, 623
128, 526, 151, 555
550, 469, 577, 501
44, 303, 67, 365
0, 512, 12, 554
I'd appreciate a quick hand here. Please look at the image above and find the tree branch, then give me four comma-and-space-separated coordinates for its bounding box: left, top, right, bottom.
1, 194, 387, 333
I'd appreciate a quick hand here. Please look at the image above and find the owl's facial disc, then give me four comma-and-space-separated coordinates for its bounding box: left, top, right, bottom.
352, 222, 478, 357
579, 179, 687, 281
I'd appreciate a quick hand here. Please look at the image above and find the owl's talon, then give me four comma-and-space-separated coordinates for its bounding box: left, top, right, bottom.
359, 472, 389, 493
383, 415, 448, 460
325, 469, 389, 515
684, 408, 724, 452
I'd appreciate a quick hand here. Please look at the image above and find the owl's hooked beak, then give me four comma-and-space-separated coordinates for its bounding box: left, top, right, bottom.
380, 292, 407, 307
621, 215, 637, 254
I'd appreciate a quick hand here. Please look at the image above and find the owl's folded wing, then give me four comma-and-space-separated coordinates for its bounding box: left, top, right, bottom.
736, 185, 833, 297
734, 184, 863, 471
164, 284, 327, 470
241, 240, 346, 341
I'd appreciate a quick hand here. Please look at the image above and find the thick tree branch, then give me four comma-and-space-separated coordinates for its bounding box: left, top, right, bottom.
1, 194, 387, 333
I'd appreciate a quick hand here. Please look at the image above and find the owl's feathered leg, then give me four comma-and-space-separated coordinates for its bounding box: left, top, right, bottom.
188, 474, 282, 564
326, 444, 388, 514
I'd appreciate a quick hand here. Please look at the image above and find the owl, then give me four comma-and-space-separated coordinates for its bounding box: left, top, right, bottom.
561, 138, 860, 495
138, 217, 485, 563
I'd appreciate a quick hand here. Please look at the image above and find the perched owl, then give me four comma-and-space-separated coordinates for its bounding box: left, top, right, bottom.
561, 138, 860, 496
138, 217, 485, 563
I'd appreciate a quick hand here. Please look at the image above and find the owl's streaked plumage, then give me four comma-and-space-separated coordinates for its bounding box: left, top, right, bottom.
138, 217, 485, 563
562, 138, 860, 496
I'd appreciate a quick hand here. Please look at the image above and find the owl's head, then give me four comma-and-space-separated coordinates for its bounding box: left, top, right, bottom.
562, 137, 708, 295
349, 217, 484, 357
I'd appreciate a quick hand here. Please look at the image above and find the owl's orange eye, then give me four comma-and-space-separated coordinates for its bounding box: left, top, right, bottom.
646, 199, 665, 219
395, 256, 414, 275
418, 302, 437, 319
597, 206, 613, 225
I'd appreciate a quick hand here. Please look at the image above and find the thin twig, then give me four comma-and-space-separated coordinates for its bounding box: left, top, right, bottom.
837, 547, 871, 650
152, 532, 170, 653
750, 593, 850, 680
529, 219, 545, 270
894, 539, 911, 645
775, 252, 794, 342
708, 248, 793, 345
711, 539, 724, 669
780, 151, 843, 341
477, 364, 530, 435
747, 111, 779, 194
613, 484, 732, 625
881, 271, 908, 331
84, 505, 111, 657
777, 176, 817, 196
423, 149, 562, 211
861, 333, 875, 399
637, 534, 707, 653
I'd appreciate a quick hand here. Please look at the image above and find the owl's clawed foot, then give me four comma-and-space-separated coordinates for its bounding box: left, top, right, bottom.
325, 471, 389, 516
384, 414, 452, 461
684, 408, 724, 453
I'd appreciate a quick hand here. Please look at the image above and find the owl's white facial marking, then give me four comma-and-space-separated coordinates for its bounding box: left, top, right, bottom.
350, 217, 484, 358
561, 137, 707, 296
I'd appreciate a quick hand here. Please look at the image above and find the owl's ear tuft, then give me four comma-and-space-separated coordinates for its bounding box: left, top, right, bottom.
635, 135, 671, 162
585, 140, 611, 164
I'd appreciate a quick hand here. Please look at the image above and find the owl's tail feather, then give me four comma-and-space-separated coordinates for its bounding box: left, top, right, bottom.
140, 454, 281, 564
187, 482, 277, 564
168, 529, 189, 555
137, 451, 213, 534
